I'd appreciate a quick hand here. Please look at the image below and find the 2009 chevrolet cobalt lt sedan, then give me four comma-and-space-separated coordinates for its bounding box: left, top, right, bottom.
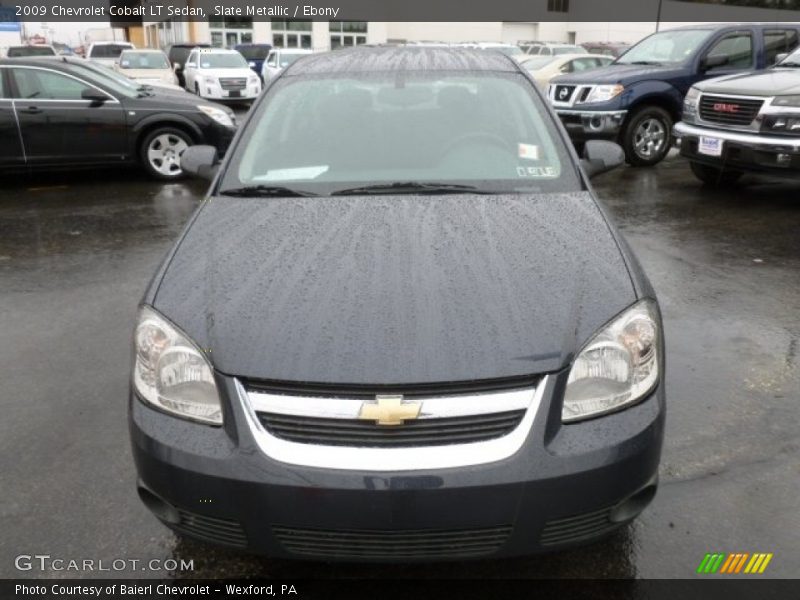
130, 47, 665, 561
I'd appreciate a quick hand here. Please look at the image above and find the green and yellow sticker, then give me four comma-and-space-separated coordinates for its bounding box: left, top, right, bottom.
696, 552, 773, 574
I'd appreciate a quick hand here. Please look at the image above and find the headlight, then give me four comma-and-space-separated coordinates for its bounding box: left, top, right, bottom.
197, 104, 234, 128
562, 299, 660, 423
133, 306, 222, 425
248, 75, 260, 85
583, 84, 624, 104
204, 76, 217, 85
762, 114, 800, 132
684, 86, 700, 105
772, 95, 800, 107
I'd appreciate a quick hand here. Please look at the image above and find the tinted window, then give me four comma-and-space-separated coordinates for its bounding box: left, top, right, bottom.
224, 72, 579, 194
237, 46, 271, 60
7, 46, 56, 57
765, 29, 800, 65
618, 29, 712, 65
90, 44, 133, 59
11, 68, 92, 100
705, 32, 753, 69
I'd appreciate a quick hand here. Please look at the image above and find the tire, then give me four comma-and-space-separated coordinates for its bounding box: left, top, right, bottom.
621, 105, 673, 167
194, 82, 200, 96
689, 161, 743, 187
139, 127, 193, 180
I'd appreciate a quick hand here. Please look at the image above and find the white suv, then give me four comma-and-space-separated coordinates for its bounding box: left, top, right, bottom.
183, 48, 261, 102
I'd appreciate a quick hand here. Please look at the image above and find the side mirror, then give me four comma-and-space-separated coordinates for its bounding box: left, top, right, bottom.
81, 88, 109, 103
173, 62, 182, 71
181, 145, 219, 180
774, 52, 789, 65
701, 54, 729, 72
580, 140, 625, 178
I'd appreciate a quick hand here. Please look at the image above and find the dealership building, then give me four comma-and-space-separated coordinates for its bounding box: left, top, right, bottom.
119, 0, 800, 51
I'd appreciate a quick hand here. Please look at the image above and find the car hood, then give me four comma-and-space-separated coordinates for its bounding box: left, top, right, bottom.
120, 68, 173, 80
153, 193, 636, 385
695, 68, 800, 96
553, 63, 687, 85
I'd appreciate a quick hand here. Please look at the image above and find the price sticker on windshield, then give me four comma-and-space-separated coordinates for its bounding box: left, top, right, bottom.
698, 136, 723, 157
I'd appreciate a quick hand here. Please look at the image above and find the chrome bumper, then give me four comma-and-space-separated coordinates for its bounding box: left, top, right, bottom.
555, 109, 628, 136
674, 121, 800, 153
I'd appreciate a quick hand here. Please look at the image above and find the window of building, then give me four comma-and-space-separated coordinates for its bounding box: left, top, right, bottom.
210, 16, 254, 48
547, 0, 569, 13
329, 21, 368, 49
271, 20, 312, 48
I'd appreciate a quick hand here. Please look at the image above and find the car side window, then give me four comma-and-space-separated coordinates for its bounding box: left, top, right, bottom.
570, 58, 598, 72
186, 51, 196, 67
764, 29, 800, 65
705, 32, 754, 70
10, 68, 90, 100
267, 53, 278, 67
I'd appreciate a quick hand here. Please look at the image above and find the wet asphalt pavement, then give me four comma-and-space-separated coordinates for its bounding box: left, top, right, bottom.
1, 154, 798, 580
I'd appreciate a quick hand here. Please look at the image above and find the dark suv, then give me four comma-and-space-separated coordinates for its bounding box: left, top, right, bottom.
549, 24, 800, 166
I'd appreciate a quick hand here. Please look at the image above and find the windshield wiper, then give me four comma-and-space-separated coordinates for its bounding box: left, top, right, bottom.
332, 182, 494, 196
219, 185, 318, 197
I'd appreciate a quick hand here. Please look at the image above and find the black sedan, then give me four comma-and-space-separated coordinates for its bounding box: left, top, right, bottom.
0, 57, 236, 179
130, 47, 665, 561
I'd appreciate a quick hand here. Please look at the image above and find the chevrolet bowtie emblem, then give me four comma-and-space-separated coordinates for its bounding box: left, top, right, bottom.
359, 395, 421, 426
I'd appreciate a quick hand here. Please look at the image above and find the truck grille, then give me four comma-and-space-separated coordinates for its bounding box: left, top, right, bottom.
273, 525, 512, 559
219, 77, 247, 90
257, 410, 525, 447
699, 94, 763, 127
553, 84, 576, 103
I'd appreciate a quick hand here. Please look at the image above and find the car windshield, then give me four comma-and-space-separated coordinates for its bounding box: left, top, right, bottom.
238, 46, 271, 60
221, 71, 580, 195
278, 53, 306, 67
520, 56, 559, 70
616, 29, 712, 65
119, 51, 169, 69
90, 44, 133, 59
553, 46, 586, 55
493, 46, 524, 57
8, 46, 55, 57
200, 53, 248, 69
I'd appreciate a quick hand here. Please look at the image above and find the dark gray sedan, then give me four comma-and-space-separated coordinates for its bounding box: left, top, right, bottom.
130, 47, 665, 561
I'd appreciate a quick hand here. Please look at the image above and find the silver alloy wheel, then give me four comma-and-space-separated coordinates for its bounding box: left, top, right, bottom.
633, 117, 666, 159
147, 133, 189, 177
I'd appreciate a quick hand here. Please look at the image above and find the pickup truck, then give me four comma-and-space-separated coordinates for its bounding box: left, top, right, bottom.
674, 47, 800, 184
548, 23, 800, 166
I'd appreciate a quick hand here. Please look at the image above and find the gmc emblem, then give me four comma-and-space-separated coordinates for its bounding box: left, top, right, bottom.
713, 103, 739, 113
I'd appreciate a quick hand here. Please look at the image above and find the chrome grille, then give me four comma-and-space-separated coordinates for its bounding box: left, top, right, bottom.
219, 77, 247, 90
540, 506, 617, 546
699, 94, 763, 127
258, 410, 525, 447
273, 525, 512, 559
172, 509, 247, 548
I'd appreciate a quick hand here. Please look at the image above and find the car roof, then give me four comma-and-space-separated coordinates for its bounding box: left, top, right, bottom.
286, 47, 518, 75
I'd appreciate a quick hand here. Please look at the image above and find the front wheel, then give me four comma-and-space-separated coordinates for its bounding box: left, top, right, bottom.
621, 106, 673, 167
140, 127, 192, 180
689, 161, 743, 187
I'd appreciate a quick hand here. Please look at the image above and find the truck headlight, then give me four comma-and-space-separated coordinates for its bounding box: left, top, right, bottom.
773, 95, 800, 107
583, 84, 624, 104
197, 104, 234, 128
133, 306, 222, 425
562, 299, 660, 423
204, 76, 217, 85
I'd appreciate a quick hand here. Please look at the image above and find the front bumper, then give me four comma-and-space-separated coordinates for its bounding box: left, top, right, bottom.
130, 372, 665, 561
674, 121, 800, 175
555, 109, 628, 142
198, 83, 261, 101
